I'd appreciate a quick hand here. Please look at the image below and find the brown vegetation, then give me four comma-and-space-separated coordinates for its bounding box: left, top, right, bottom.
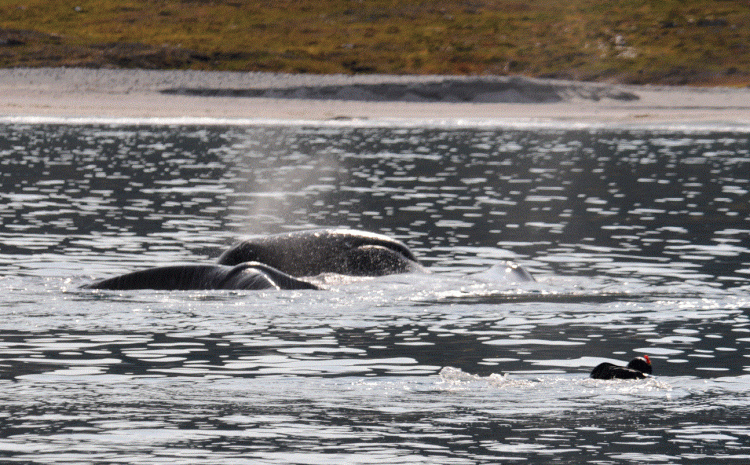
2, 0, 749, 86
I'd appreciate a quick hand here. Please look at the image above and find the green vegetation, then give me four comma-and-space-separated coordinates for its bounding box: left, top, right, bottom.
1, 0, 749, 85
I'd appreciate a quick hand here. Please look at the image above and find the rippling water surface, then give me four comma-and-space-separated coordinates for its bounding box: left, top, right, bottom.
1, 121, 749, 463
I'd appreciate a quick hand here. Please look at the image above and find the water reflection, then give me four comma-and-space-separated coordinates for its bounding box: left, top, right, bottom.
1, 122, 750, 463
0, 369, 748, 463
1, 124, 748, 284
0, 285, 747, 379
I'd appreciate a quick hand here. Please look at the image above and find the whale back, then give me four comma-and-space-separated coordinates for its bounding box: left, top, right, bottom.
84, 263, 319, 291
83, 265, 243, 290
217, 229, 420, 277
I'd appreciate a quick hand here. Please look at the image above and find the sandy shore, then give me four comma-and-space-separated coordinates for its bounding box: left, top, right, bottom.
2, 67, 750, 125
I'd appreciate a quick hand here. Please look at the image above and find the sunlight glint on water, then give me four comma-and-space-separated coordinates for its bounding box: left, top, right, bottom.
0, 122, 749, 464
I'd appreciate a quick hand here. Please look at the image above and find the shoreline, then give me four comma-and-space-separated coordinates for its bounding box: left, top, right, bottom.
3, 68, 750, 125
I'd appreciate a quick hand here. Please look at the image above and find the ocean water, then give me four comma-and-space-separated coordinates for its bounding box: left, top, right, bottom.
0, 120, 749, 463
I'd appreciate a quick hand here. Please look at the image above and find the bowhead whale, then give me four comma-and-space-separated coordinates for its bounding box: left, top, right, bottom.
83, 228, 532, 291
218, 229, 422, 276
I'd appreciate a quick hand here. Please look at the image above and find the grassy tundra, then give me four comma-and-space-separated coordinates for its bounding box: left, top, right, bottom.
1, 0, 749, 86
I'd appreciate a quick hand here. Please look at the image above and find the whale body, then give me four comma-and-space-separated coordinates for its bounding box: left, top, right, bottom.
83, 228, 533, 291
218, 229, 423, 276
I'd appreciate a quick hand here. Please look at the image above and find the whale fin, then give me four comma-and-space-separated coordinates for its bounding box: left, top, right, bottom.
223, 262, 319, 290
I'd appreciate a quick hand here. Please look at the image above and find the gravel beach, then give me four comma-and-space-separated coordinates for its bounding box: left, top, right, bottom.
2, 67, 750, 125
